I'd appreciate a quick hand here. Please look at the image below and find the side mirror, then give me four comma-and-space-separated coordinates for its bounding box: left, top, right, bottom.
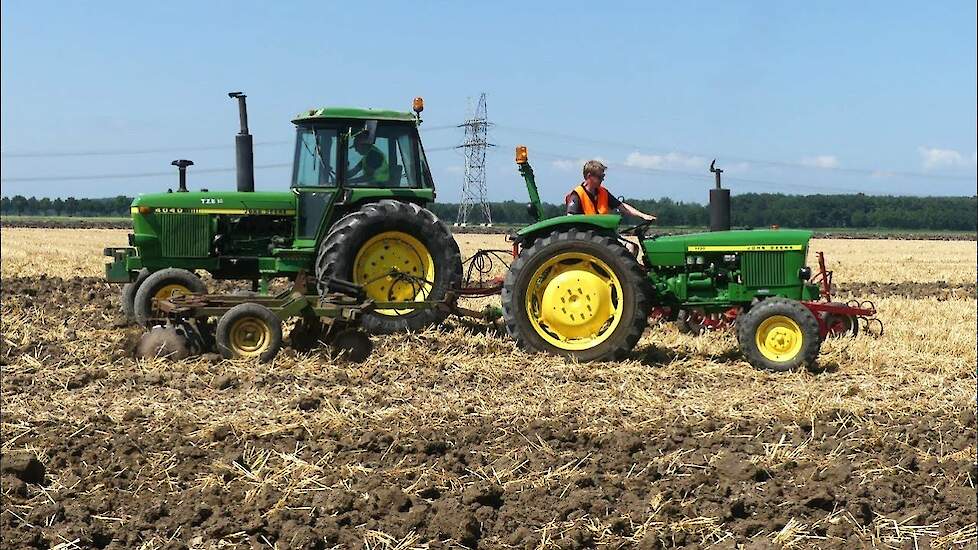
355, 120, 378, 147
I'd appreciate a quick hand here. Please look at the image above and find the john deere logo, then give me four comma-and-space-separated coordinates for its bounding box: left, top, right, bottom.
687, 244, 804, 252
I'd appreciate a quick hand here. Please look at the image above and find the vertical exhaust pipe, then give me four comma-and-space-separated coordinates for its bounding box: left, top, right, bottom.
171, 159, 193, 192
228, 92, 255, 192
708, 159, 731, 231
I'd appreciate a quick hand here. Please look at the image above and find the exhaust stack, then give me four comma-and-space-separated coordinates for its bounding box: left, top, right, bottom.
708, 159, 731, 231
171, 159, 193, 192
228, 92, 255, 192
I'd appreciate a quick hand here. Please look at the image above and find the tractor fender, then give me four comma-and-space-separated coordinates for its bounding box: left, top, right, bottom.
515, 214, 622, 246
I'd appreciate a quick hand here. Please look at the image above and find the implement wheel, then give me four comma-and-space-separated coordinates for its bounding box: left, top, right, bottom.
502, 229, 650, 362
821, 302, 859, 339
737, 297, 821, 372
133, 268, 207, 326
315, 200, 462, 334
216, 303, 283, 362
676, 308, 707, 335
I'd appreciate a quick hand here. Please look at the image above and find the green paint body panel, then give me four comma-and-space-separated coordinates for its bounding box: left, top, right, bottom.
641, 229, 819, 309
517, 214, 623, 240
292, 107, 417, 124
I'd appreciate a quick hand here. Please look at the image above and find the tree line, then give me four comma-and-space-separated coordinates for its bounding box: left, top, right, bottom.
1, 195, 133, 217
2, 193, 976, 230
429, 194, 978, 231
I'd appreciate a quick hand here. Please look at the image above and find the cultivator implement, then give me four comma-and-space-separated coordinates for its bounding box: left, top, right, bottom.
136, 247, 514, 364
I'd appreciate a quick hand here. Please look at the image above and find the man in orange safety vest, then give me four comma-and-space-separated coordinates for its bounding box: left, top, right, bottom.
565, 160, 657, 221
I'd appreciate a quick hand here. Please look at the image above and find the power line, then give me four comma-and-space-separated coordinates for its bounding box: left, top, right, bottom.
0, 124, 459, 159
0, 163, 291, 183
0, 141, 292, 159
493, 124, 977, 182
487, 145, 874, 194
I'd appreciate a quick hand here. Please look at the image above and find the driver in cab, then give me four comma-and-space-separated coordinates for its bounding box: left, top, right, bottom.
348, 140, 390, 185
566, 160, 657, 222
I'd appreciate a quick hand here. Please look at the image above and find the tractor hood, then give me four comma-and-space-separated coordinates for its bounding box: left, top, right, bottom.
131, 191, 296, 216
644, 229, 812, 266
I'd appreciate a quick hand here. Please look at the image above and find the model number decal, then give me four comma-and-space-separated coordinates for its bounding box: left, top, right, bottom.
153, 207, 296, 215
200, 198, 224, 204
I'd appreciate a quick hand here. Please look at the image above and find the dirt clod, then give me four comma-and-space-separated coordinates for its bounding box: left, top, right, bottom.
1, 452, 45, 484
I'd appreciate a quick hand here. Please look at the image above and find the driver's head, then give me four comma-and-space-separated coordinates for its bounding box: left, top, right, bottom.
583, 160, 607, 187
354, 141, 371, 154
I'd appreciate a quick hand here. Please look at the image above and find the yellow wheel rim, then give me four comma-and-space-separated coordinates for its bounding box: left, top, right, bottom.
154, 283, 191, 302
229, 317, 271, 358
755, 315, 804, 362
152, 283, 191, 313
353, 231, 434, 315
525, 252, 624, 351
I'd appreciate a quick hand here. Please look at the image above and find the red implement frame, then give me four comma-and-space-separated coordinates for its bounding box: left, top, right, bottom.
804, 251, 882, 338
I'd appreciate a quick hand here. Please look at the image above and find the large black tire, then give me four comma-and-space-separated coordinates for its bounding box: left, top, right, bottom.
502, 229, 650, 362
736, 297, 821, 372
133, 268, 207, 326
121, 268, 151, 321
215, 303, 283, 362
315, 200, 462, 334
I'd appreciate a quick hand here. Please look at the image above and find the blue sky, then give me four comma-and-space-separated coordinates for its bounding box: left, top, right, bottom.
2, 1, 975, 203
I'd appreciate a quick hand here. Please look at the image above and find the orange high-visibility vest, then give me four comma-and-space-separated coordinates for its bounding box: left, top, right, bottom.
567, 184, 611, 215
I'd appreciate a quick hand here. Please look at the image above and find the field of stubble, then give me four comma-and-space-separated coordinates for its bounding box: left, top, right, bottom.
1, 228, 976, 550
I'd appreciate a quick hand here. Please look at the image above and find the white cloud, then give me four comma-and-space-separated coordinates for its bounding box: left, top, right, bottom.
800, 155, 839, 169
624, 151, 707, 171
918, 146, 976, 169
551, 157, 609, 172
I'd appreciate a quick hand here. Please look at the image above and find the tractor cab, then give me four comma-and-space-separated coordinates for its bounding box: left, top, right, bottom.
288, 107, 435, 246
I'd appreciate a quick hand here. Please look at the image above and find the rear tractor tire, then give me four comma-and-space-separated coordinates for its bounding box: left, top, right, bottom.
215, 303, 283, 362
315, 200, 462, 334
736, 297, 821, 372
501, 229, 650, 362
133, 268, 207, 326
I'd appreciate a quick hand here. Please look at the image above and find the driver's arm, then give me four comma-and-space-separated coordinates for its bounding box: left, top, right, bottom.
618, 202, 657, 222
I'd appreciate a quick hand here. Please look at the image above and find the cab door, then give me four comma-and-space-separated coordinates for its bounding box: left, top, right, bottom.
291, 126, 340, 246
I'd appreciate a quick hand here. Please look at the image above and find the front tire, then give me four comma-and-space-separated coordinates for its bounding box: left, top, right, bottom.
121, 268, 151, 321
133, 268, 207, 326
502, 229, 650, 362
315, 200, 462, 334
736, 297, 821, 371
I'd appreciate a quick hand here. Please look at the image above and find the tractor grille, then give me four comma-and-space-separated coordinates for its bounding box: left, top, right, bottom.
159, 214, 210, 257
742, 252, 786, 288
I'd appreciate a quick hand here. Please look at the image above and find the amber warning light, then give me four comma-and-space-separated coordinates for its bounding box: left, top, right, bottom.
412, 97, 424, 113
515, 145, 528, 164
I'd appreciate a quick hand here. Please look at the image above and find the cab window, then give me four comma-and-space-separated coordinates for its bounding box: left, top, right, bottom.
345, 123, 422, 188
292, 127, 339, 187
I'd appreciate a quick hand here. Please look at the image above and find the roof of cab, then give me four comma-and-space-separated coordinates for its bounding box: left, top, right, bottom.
292, 106, 417, 124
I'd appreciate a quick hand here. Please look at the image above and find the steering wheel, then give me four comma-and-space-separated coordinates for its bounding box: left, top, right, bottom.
620, 218, 657, 237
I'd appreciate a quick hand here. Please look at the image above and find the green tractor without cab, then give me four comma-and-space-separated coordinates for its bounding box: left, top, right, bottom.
501, 146, 879, 371
106, 93, 462, 337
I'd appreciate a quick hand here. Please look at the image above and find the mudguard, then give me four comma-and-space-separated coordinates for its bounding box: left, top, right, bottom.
515, 214, 622, 243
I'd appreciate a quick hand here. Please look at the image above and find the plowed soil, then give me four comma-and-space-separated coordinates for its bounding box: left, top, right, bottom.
1, 273, 976, 549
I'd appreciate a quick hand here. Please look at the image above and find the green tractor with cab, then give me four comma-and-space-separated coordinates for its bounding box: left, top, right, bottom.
106, 93, 462, 337
500, 146, 877, 371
